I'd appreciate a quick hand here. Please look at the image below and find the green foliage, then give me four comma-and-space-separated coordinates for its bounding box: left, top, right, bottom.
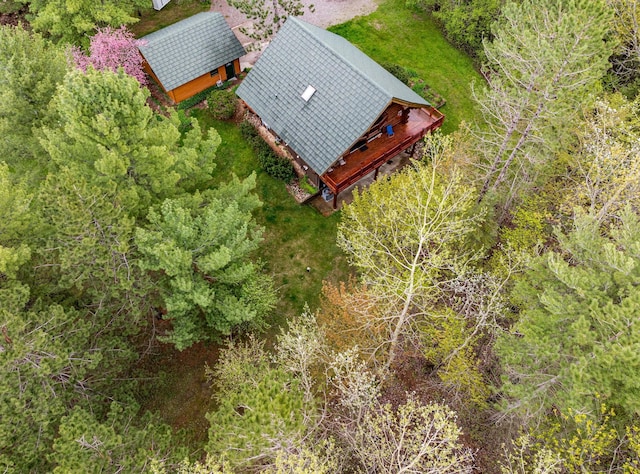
564, 93, 640, 224
500, 193, 552, 253
257, 148, 295, 182
243, 128, 296, 182
34, 167, 148, 329
191, 111, 350, 322
263, 443, 342, 474
51, 403, 185, 473
0, 301, 90, 472
239, 119, 260, 141
0, 55, 244, 470
381, 62, 446, 108
475, 0, 613, 205
0, 163, 34, 254
500, 407, 640, 473
41, 68, 219, 213
497, 207, 640, 422
381, 61, 412, 85
0, 0, 22, 13
299, 175, 318, 195
0, 26, 67, 176
0, 169, 150, 473
347, 395, 473, 473
135, 183, 276, 350
206, 338, 307, 468
338, 158, 484, 368
499, 434, 563, 473
227, 0, 314, 41
421, 308, 490, 408
607, 0, 640, 96
23, 0, 148, 46
176, 109, 194, 136
407, 0, 501, 57
208, 88, 238, 120
151, 455, 233, 474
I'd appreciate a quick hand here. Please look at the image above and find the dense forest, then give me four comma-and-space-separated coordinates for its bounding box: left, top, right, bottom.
1, 0, 640, 472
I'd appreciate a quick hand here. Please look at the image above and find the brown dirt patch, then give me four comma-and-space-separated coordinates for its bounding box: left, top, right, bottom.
0, 5, 28, 27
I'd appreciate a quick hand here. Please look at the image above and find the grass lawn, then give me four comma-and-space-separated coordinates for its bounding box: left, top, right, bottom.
329, 0, 483, 134
192, 112, 352, 327
130, 0, 210, 37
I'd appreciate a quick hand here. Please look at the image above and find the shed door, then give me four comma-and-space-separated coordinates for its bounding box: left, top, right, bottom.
225, 62, 236, 80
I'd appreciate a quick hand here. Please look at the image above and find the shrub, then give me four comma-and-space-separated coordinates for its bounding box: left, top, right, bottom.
239, 119, 259, 140
381, 62, 413, 85
300, 175, 317, 194
176, 109, 193, 136
257, 147, 295, 183
240, 119, 295, 182
208, 89, 237, 120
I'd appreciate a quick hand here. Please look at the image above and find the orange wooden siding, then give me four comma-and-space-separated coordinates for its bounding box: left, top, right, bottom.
143, 58, 241, 103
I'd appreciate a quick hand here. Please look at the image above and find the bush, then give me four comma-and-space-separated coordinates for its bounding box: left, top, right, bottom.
381, 62, 413, 85
240, 119, 295, 182
239, 120, 259, 140
176, 109, 193, 136
257, 147, 295, 183
208, 89, 237, 120
300, 175, 317, 194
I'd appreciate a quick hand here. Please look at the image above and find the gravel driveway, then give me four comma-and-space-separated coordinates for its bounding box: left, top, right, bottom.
210, 0, 379, 66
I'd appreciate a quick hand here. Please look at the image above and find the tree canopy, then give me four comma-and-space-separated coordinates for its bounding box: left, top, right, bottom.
473, 0, 612, 206
498, 207, 640, 422
22, 0, 148, 46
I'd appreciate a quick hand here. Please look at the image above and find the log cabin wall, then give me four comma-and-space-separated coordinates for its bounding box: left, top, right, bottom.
293, 154, 320, 187
143, 58, 242, 104
343, 102, 412, 156
170, 58, 241, 103
363, 102, 408, 139
143, 61, 173, 98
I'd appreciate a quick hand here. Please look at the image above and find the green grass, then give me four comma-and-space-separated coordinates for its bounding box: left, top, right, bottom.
329, 0, 483, 133
191, 112, 351, 327
130, 0, 209, 37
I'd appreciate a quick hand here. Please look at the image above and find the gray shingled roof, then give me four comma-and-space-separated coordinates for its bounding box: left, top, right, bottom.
236, 17, 429, 176
139, 12, 245, 91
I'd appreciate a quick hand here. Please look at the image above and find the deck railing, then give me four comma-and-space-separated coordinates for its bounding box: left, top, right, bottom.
323, 112, 444, 196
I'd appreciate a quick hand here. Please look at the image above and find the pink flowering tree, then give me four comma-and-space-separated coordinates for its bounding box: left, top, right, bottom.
73, 26, 147, 85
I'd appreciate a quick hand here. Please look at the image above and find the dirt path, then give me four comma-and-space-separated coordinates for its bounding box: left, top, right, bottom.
210, 0, 379, 67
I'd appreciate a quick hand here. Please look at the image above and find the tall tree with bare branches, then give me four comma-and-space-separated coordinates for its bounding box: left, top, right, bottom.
474, 0, 612, 206
337, 156, 484, 372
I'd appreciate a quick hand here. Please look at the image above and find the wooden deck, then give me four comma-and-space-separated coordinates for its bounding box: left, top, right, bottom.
322, 107, 444, 202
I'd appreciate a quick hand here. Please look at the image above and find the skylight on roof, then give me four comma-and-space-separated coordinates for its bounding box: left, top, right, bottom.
301, 85, 316, 102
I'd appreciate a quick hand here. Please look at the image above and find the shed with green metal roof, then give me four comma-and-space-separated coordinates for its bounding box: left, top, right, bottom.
139, 12, 246, 103
236, 17, 444, 208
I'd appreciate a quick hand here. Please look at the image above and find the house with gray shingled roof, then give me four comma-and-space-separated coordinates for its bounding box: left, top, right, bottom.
236, 17, 444, 208
139, 12, 246, 103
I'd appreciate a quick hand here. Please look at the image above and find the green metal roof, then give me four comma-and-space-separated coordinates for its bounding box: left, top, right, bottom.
139, 12, 245, 91
236, 17, 430, 176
